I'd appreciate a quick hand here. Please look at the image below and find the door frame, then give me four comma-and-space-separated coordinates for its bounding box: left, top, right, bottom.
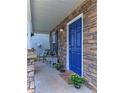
66, 13, 83, 77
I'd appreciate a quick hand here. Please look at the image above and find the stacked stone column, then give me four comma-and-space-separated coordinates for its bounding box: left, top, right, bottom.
27, 59, 35, 93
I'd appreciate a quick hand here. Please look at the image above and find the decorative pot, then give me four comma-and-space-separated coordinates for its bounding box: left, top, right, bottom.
74, 85, 81, 89
60, 69, 65, 72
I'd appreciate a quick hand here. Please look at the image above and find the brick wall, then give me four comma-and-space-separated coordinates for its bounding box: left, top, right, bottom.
50, 0, 97, 92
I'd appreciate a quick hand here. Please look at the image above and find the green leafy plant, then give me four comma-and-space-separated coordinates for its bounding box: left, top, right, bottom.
55, 63, 64, 71
70, 74, 85, 89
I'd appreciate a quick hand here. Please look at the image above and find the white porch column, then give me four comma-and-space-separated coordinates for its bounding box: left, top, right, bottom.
27, 0, 32, 49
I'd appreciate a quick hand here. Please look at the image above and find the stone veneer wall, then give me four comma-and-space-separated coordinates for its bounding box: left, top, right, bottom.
27, 59, 35, 93
50, 0, 97, 92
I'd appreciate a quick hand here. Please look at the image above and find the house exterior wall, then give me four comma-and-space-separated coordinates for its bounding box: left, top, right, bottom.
49, 0, 97, 92
31, 33, 50, 55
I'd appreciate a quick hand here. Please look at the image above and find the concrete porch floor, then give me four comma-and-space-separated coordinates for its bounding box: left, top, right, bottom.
34, 61, 93, 93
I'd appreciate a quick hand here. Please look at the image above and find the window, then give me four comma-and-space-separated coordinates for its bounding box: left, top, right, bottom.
52, 32, 55, 43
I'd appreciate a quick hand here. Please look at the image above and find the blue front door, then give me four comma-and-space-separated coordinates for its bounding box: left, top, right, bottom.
69, 17, 82, 76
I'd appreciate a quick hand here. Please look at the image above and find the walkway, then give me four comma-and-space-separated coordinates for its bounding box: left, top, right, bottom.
34, 61, 93, 93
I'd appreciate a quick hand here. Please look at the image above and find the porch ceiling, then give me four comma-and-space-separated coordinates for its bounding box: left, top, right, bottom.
30, 0, 85, 34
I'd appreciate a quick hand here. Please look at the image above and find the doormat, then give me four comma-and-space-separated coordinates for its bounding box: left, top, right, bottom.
59, 70, 73, 84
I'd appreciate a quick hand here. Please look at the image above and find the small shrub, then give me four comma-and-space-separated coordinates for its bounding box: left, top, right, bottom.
70, 74, 85, 89
55, 63, 64, 71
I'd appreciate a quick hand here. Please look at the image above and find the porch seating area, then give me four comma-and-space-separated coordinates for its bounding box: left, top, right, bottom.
37, 49, 58, 67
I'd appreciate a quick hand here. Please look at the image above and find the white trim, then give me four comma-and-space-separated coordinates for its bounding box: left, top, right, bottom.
66, 13, 83, 77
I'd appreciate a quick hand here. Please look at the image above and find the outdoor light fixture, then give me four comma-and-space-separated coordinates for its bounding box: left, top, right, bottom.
60, 28, 64, 32
31, 32, 34, 37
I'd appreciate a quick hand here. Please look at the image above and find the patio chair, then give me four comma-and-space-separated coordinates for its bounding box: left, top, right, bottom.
38, 49, 49, 62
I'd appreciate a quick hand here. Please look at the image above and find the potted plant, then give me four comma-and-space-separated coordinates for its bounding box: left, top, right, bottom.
59, 65, 65, 72
55, 63, 62, 70
70, 74, 85, 89
54, 62, 64, 71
